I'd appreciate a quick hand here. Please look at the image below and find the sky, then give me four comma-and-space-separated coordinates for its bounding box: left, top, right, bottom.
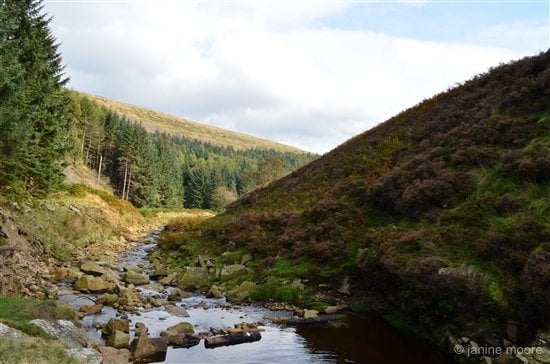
43, 0, 549, 154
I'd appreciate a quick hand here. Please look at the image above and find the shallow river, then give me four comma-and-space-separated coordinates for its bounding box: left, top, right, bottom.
58, 228, 451, 364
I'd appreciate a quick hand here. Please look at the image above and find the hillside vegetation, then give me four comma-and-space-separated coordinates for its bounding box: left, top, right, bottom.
163, 51, 550, 346
68, 92, 316, 210
85, 93, 302, 153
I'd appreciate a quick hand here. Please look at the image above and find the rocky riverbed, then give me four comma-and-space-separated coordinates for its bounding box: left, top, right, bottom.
42, 226, 455, 363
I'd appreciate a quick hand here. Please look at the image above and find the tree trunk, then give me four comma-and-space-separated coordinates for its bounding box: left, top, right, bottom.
97, 154, 103, 182
204, 332, 261, 349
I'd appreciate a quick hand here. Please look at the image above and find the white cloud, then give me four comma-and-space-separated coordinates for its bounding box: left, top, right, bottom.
45, 1, 545, 153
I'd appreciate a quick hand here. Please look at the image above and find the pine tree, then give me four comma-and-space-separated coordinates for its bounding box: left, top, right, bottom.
0, 0, 70, 191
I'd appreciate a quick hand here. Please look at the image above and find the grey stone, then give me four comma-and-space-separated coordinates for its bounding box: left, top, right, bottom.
80, 262, 108, 276
122, 271, 149, 286
30, 319, 96, 349
220, 264, 247, 281
0, 323, 29, 340
66, 348, 102, 364
176, 267, 210, 291
165, 305, 190, 317
74, 275, 115, 293
167, 322, 194, 334
226, 281, 257, 302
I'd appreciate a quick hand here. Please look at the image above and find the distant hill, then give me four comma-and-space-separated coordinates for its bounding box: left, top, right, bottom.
82, 93, 304, 153
185, 52, 550, 346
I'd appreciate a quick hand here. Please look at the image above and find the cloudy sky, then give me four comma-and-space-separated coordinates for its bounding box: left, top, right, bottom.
44, 0, 548, 154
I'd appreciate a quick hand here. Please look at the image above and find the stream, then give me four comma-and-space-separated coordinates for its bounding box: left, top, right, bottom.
57, 228, 451, 363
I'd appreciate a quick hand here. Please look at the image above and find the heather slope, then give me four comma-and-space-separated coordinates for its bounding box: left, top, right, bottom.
173, 51, 550, 345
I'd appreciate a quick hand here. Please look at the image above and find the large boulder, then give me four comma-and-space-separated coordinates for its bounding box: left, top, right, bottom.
97, 346, 131, 364
166, 322, 194, 334
226, 281, 257, 302
102, 318, 130, 337
129, 332, 156, 361
122, 271, 149, 286
80, 262, 108, 276
123, 264, 143, 273
106, 330, 130, 349
176, 267, 210, 291
165, 305, 190, 317
30, 319, 96, 349
74, 275, 115, 293
220, 264, 247, 281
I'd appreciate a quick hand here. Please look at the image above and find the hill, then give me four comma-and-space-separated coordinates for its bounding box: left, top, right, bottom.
68, 92, 317, 209
162, 51, 550, 349
83, 93, 304, 153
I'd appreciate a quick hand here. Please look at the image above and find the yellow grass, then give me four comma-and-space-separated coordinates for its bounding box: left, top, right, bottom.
81, 92, 305, 153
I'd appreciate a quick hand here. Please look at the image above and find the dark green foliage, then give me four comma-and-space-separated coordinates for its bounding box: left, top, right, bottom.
68, 92, 316, 208
0, 0, 69, 192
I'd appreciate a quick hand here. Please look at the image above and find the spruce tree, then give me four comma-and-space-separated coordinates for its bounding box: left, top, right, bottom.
0, 0, 69, 191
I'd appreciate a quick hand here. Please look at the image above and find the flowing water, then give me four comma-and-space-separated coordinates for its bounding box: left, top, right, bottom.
58, 228, 451, 364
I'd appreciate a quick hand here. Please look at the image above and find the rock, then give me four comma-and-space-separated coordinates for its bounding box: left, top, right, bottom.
160, 329, 188, 346
106, 330, 130, 349
226, 281, 257, 302
123, 264, 143, 273
80, 262, 108, 276
303, 309, 318, 319
207, 285, 224, 298
130, 332, 156, 361
79, 303, 103, 315
66, 348, 102, 364
30, 319, 95, 349
135, 325, 148, 337
103, 318, 130, 337
158, 275, 175, 286
220, 264, 247, 281
338, 276, 351, 295
168, 287, 192, 301
140, 283, 164, 292
98, 346, 131, 364
167, 322, 195, 334
532, 347, 550, 363
122, 271, 149, 286
67, 267, 84, 282
74, 275, 115, 293
165, 305, 190, 317
324, 304, 347, 314
0, 323, 30, 340
241, 253, 253, 265
150, 269, 169, 279
176, 267, 210, 291
271, 317, 289, 325
204, 331, 261, 348
98, 293, 119, 306
52, 267, 69, 282
118, 289, 140, 306
148, 298, 167, 307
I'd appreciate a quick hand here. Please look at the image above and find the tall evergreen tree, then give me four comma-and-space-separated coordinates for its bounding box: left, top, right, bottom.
0, 0, 70, 191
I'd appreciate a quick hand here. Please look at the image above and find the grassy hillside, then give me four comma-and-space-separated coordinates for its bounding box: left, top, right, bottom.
83, 93, 304, 153
161, 51, 550, 347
